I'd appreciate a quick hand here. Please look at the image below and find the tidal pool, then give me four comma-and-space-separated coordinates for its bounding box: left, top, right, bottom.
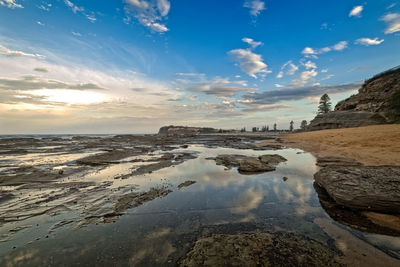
1, 144, 399, 266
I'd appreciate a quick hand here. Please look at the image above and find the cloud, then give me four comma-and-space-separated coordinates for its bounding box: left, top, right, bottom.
64, 0, 96, 22
229, 49, 271, 78
243, 82, 362, 105
355, 37, 384, 46
276, 60, 298, 78
244, 0, 266, 17
175, 73, 205, 78
301, 41, 348, 57
72, 31, 82, 37
0, 0, 22, 8
332, 41, 348, 51
0, 76, 105, 91
183, 77, 256, 97
303, 60, 317, 69
228, 38, 270, 79
242, 37, 262, 49
157, 0, 170, 16
349, 5, 363, 17
33, 67, 49, 73
291, 70, 318, 87
124, 0, 170, 32
0, 45, 44, 58
37, 3, 51, 11
381, 13, 400, 34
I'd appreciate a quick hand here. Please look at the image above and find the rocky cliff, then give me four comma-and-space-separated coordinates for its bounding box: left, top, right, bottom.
308, 66, 400, 131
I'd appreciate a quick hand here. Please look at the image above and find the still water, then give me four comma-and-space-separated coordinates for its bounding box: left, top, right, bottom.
0, 145, 399, 266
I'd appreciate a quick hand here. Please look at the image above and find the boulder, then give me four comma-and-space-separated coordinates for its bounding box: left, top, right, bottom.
214, 154, 255, 169
238, 159, 275, 173
258, 154, 287, 165
314, 166, 400, 213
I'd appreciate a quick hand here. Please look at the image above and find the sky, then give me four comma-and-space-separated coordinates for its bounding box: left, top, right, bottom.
0, 0, 399, 134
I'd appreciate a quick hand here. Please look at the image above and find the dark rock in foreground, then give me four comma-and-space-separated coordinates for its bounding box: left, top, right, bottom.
314, 166, 400, 213
314, 182, 400, 236
180, 231, 342, 267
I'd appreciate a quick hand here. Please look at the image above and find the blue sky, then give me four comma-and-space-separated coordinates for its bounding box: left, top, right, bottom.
0, 0, 399, 133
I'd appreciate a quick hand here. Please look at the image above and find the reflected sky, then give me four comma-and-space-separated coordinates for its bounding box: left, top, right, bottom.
1, 144, 399, 266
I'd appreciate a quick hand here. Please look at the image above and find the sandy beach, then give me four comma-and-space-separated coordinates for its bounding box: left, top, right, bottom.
279, 124, 400, 166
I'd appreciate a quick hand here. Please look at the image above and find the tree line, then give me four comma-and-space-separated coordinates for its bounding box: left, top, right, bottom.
241, 93, 332, 132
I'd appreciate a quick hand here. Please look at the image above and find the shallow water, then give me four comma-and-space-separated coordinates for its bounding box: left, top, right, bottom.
0, 144, 399, 266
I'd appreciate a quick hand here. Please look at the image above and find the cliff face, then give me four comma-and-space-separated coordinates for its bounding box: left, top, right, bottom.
308, 66, 400, 131
335, 66, 400, 121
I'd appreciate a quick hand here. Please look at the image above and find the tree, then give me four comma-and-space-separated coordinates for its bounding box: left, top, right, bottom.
300, 120, 308, 131
261, 125, 267, 132
240, 127, 246, 132
273, 123, 277, 132
318, 93, 332, 114
266, 125, 269, 132
252, 127, 258, 132
289, 121, 294, 131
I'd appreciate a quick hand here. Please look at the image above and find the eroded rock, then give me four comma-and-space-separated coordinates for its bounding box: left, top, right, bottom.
258, 154, 287, 165
314, 166, 400, 213
177, 180, 196, 189
316, 157, 363, 167
238, 159, 275, 173
180, 231, 342, 267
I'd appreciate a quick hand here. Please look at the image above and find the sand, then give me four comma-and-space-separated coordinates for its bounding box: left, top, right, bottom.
280, 124, 400, 166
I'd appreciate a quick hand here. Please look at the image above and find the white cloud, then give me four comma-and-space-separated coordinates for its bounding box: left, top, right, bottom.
0, 45, 44, 58
244, 0, 266, 17
228, 38, 270, 79
302, 41, 348, 57
332, 41, 348, 51
276, 60, 298, 78
349, 5, 363, 17
72, 31, 82, 37
0, 0, 22, 8
303, 60, 317, 69
64, 0, 97, 22
381, 13, 400, 34
157, 0, 170, 16
355, 37, 384, 46
228, 49, 271, 78
302, 47, 316, 55
321, 69, 328, 73
291, 70, 318, 87
275, 83, 283, 88
124, 0, 170, 33
242, 38, 262, 49
37, 21, 45, 26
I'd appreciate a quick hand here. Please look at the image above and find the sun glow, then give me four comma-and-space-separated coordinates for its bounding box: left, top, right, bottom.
30, 89, 108, 105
